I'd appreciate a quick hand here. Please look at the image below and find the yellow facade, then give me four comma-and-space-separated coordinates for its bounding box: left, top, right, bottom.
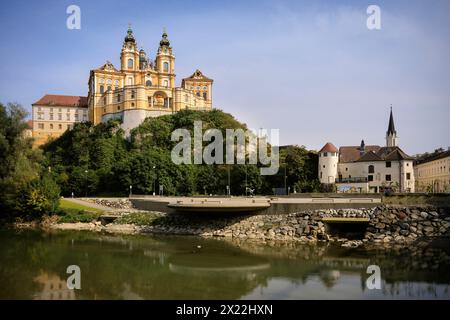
31, 95, 88, 147
415, 152, 450, 193
88, 27, 213, 127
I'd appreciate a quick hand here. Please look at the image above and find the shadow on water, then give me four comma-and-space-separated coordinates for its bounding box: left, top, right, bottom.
0, 228, 449, 299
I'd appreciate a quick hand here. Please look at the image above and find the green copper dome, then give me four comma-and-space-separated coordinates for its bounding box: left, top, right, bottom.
159, 31, 170, 47
124, 26, 135, 43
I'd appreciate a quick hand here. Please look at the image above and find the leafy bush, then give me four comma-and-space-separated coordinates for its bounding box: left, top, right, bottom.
58, 208, 100, 223
17, 175, 60, 219
114, 212, 162, 226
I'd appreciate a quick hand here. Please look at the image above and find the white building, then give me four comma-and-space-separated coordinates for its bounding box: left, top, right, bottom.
318, 108, 415, 193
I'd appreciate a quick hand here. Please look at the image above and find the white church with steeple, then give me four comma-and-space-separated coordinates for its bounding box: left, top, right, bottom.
318, 108, 415, 193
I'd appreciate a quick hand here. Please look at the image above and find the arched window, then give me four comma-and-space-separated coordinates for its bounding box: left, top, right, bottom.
368, 165, 374, 173
146, 80, 152, 87
164, 80, 168, 87
163, 62, 169, 72
100, 85, 104, 94
203, 92, 207, 100
127, 58, 134, 69
117, 94, 121, 102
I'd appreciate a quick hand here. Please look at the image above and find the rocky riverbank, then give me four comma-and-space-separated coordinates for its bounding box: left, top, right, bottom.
85, 198, 134, 210
29, 205, 449, 248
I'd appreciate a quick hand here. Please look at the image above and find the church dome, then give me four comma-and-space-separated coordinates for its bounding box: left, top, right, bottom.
159, 31, 170, 47
124, 26, 135, 43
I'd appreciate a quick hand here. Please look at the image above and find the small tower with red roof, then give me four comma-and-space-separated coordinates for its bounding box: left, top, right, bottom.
318, 142, 339, 184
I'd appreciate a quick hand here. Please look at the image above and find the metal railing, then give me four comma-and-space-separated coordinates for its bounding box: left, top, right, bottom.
336, 177, 368, 183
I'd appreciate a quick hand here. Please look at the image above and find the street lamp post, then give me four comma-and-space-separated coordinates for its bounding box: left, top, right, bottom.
152, 165, 156, 196
227, 165, 231, 197
245, 165, 248, 197
85, 169, 88, 197
129, 185, 132, 198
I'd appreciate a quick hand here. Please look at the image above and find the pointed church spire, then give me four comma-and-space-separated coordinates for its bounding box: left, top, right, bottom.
386, 105, 397, 147
387, 105, 396, 135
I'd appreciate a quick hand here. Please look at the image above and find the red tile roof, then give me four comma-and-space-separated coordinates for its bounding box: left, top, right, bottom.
32, 94, 88, 108
339, 145, 381, 163
26, 120, 33, 129
319, 142, 338, 153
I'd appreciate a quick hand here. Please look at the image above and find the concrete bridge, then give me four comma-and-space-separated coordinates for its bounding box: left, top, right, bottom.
129, 195, 381, 215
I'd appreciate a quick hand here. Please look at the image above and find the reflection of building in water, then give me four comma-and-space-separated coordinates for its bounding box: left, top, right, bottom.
319, 270, 341, 288
33, 272, 76, 300
144, 250, 168, 265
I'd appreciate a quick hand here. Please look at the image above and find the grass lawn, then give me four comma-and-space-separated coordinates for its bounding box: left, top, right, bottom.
58, 199, 104, 223
59, 199, 104, 213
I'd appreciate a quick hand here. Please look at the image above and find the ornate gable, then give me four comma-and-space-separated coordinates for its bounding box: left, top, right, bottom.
96, 61, 119, 72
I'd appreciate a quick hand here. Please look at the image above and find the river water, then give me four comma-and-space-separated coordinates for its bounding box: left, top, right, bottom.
0, 228, 449, 299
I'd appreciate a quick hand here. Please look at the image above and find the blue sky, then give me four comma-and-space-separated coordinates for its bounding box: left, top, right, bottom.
0, 0, 449, 154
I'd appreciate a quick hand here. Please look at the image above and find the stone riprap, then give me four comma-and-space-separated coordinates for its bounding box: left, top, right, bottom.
142, 206, 449, 246
48, 205, 450, 248
85, 198, 134, 210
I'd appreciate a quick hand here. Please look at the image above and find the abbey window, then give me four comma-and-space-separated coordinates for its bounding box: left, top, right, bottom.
128, 58, 134, 69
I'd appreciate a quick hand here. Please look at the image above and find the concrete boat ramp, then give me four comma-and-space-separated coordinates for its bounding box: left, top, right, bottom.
130, 195, 382, 215
168, 198, 271, 213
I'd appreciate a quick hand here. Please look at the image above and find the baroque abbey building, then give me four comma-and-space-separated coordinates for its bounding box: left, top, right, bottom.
31, 27, 214, 146
88, 27, 214, 132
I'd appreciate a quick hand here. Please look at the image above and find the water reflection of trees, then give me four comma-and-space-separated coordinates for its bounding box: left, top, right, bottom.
1, 229, 449, 299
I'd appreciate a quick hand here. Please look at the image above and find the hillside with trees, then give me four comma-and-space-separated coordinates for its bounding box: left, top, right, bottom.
42, 109, 320, 197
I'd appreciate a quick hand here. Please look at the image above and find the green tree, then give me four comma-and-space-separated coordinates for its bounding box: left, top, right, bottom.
0, 102, 60, 218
